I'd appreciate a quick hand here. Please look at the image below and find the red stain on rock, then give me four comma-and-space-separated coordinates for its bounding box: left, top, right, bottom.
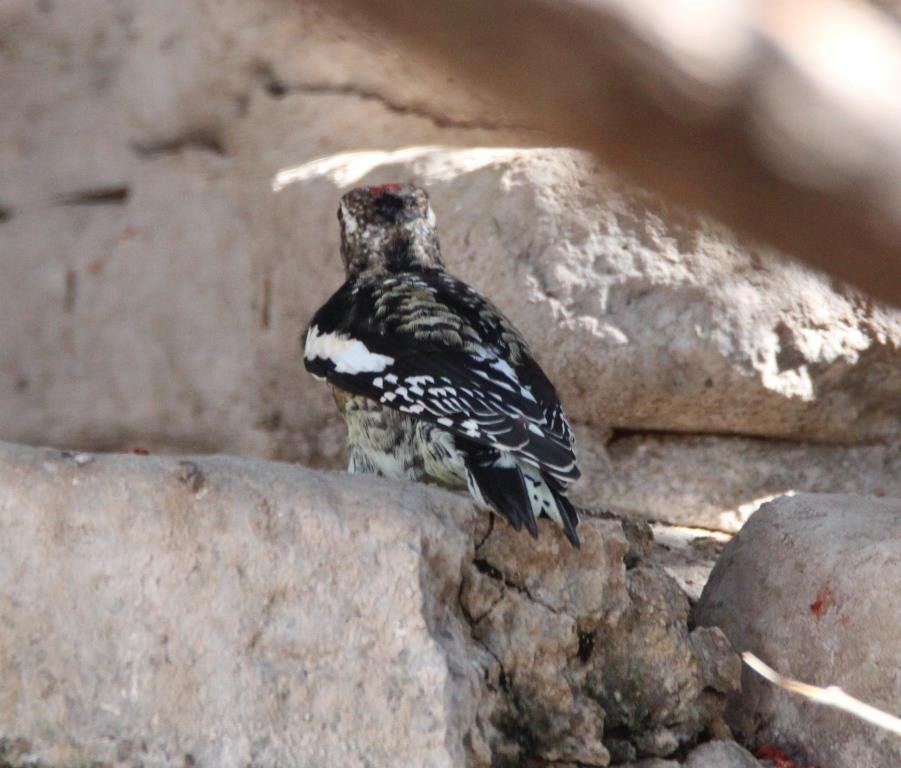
131, 447, 150, 456
809, 584, 836, 618
756, 744, 800, 768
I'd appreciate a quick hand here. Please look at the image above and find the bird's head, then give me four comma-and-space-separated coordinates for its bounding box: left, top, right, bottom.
338, 184, 443, 277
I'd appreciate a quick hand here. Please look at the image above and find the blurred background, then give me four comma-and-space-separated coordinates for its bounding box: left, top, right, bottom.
1, 0, 899, 533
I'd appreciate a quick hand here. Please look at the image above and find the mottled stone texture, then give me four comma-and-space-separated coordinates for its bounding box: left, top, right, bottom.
695, 493, 901, 768
619, 740, 763, 768
0, 442, 738, 767
460, 517, 740, 766
0, 443, 480, 768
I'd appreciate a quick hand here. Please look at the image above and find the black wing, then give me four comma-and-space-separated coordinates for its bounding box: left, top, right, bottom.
304, 268, 579, 486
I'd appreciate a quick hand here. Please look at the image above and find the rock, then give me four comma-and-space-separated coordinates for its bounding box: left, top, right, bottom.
683, 741, 761, 767
0, 0, 502, 209
621, 761, 680, 768
619, 740, 762, 767
576, 432, 901, 531
0, 0, 508, 465
261, 147, 901, 458
648, 524, 731, 602
415, 152, 901, 446
461, 519, 741, 765
694, 493, 901, 768
0, 441, 739, 767
0, 441, 484, 768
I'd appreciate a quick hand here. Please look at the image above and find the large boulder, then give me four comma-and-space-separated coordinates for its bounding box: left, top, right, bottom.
0, 442, 482, 768
0, 441, 738, 767
0, 0, 506, 464
694, 493, 901, 768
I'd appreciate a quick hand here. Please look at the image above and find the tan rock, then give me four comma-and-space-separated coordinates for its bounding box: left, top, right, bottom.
575, 431, 901, 532
462, 517, 740, 765
0, 441, 739, 767
683, 741, 761, 767
694, 493, 901, 768
268, 146, 901, 448
0, 0, 508, 463
0, 442, 482, 768
619, 741, 762, 768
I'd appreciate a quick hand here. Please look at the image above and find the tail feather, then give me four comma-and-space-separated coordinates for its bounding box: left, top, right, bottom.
547, 482, 580, 549
465, 451, 538, 538
521, 463, 581, 548
465, 446, 580, 548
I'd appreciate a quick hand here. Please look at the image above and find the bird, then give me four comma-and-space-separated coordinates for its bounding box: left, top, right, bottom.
303, 183, 581, 547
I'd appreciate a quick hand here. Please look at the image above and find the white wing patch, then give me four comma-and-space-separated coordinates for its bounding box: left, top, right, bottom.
305, 325, 394, 374
460, 419, 480, 437
314, 332, 578, 485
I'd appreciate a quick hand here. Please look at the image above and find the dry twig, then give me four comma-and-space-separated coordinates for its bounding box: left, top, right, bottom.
743, 652, 901, 737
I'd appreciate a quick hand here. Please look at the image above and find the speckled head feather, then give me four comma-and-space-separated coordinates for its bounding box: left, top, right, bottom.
338, 184, 442, 277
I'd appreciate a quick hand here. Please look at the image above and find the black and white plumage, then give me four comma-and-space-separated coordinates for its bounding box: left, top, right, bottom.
303, 183, 581, 547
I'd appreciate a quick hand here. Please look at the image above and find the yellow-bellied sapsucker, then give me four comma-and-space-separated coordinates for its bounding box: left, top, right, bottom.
303, 184, 581, 547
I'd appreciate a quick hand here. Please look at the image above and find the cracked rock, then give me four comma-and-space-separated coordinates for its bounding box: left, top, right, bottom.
460, 515, 740, 765
0, 442, 483, 768
0, 441, 740, 767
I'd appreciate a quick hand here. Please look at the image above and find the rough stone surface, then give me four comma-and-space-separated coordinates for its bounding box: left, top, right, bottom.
695, 493, 901, 768
683, 741, 762, 767
577, 432, 901, 531
0, 442, 483, 768
460, 516, 740, 766
0, 0, 509, 462
0, 442, 739, 767
413, 152, 901, 447
648, 525, 731, 602
619, 740, 762, 768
